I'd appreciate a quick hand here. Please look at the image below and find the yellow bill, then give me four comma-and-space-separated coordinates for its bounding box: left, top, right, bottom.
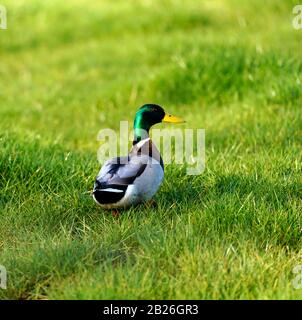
163, 113, 185, 123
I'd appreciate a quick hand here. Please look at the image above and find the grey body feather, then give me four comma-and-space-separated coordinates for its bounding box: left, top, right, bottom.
93, 138, 164, 208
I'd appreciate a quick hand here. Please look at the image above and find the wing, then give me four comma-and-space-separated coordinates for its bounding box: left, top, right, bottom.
95, 155, 148, 188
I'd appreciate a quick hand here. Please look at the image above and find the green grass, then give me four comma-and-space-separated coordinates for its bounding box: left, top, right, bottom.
0, 0, 302, 299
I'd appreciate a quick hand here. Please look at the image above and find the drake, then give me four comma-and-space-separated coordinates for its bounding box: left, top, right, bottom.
93, 104, 184, 209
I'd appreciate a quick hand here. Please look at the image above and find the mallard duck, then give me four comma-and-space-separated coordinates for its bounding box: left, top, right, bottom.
93, 104, 184, 209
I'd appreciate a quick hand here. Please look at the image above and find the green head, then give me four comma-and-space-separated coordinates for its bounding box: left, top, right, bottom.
133, 104, 184, 144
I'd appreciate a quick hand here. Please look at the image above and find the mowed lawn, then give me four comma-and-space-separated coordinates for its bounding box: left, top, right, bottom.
0, 0, 302, 299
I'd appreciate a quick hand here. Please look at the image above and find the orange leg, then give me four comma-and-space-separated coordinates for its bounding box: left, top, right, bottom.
146, 199, 157, 208
112, 209, 120, 218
